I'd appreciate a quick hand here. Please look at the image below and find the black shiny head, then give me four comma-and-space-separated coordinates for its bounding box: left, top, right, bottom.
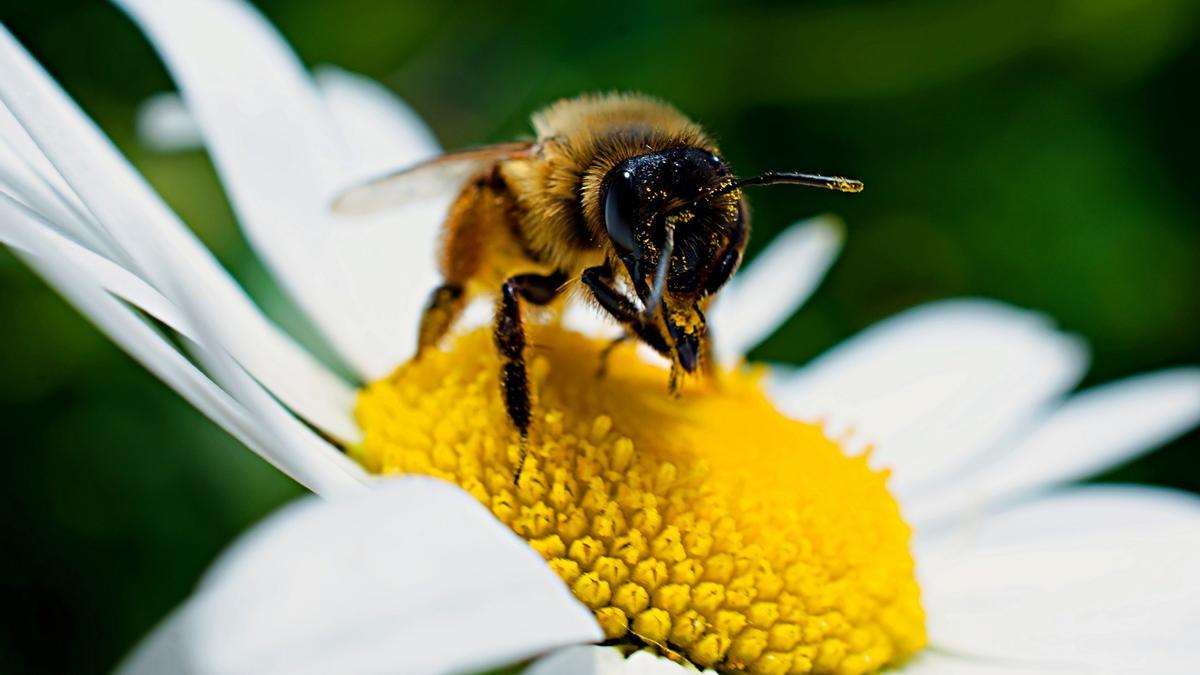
600, 147, 746, 373
599, 147, 863, 375
602, 147, 744, 293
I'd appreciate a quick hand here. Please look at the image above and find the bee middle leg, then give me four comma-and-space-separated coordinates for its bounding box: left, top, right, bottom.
494, 271, 567, 478
416, 283, 466, 356
699, 330, 717, 378
596, 332, 632, 378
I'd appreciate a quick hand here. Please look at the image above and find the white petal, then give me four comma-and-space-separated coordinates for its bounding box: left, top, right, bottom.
135, 91, 203, 152
114, 0, 446, 379
118, 608, 196, 675
0, 226, 280, 486
136, 67, 440, 176
708, 215, 843, 365
3, 194, 362, 494
624, 651, 701, 674
898, 652, 1063, 674
0, 25, 361, 442
770, 299, 1088, 494
1, 102, 121, 261
312, 65, 439, 181
907, 368, 1200, 527
527, 646, 712, 675
1, 193, 189, 339
919, 488, 1200, 673
119, 478, 601, 675
917, 484, 1200, 556
527, 646, 629, 675
162, 245, 369, 496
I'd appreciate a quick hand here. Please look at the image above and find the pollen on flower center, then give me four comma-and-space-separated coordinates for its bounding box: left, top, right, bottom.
354, 325, 926, 675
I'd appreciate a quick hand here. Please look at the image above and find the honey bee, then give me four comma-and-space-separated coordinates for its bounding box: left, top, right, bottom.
335, 93, 861, 470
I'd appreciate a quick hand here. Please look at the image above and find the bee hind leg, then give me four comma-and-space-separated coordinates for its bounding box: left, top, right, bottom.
494, 272, 567, 483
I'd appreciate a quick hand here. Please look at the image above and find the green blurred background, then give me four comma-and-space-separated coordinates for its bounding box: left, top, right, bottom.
2, 0, 1199, 672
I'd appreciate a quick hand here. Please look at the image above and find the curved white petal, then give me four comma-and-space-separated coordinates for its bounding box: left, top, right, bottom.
1, 193, 190, 339
0, 220, 299, 487
2, 191, 363, 494
119, 609, 195, 675
770, 299, 1088, 494
708, 215, 843, 365
898, 652, 1063, 674
312, 65, 439, 181
136, 67, 440, 177
907, 369, 1200, 527
624, 651, 703, 674
919, 487, 1200, 673
917, 484, 1200, 557
1, 102, 123, 261
114, 0, 446, 379
162, 242, 368, 496
135, 91, 203, 152
119, 478, 602, 675
0, 25, 360, 443
527, 646, 631, 675
528, 647, 702, 675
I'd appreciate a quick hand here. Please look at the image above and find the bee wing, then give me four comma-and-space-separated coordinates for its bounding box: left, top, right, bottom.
332, 141, 536, 215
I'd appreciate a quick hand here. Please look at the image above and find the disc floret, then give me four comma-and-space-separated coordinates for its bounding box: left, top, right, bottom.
355, 326, 925, 674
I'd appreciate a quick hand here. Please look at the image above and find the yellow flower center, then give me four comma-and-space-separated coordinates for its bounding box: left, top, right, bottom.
354, 325, 925, 674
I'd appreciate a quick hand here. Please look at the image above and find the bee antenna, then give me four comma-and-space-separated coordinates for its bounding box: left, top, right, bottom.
706, 171, 864, 201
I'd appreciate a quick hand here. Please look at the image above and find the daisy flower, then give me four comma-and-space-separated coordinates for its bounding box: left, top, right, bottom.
3, 2, 1199, 674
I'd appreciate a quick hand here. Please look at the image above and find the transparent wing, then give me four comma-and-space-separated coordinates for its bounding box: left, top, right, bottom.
332, 142, 536, 215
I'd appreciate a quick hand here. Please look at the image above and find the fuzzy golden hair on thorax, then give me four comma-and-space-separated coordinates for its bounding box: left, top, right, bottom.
500, 93, 718, 272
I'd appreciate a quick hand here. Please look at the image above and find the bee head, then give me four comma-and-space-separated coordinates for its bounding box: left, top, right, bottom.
601, 148, 863, 372
600, 147, 747, 372
602, 147, 745, 292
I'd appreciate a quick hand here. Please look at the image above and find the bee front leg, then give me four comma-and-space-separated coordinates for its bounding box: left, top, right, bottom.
581, 265, 673, 361
494, 272, 566, 482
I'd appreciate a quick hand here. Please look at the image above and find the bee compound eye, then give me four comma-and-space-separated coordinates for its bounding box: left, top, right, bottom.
603, 169, 639, 253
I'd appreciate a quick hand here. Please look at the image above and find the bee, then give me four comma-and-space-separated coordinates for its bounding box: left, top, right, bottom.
335, 93, 861, 472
